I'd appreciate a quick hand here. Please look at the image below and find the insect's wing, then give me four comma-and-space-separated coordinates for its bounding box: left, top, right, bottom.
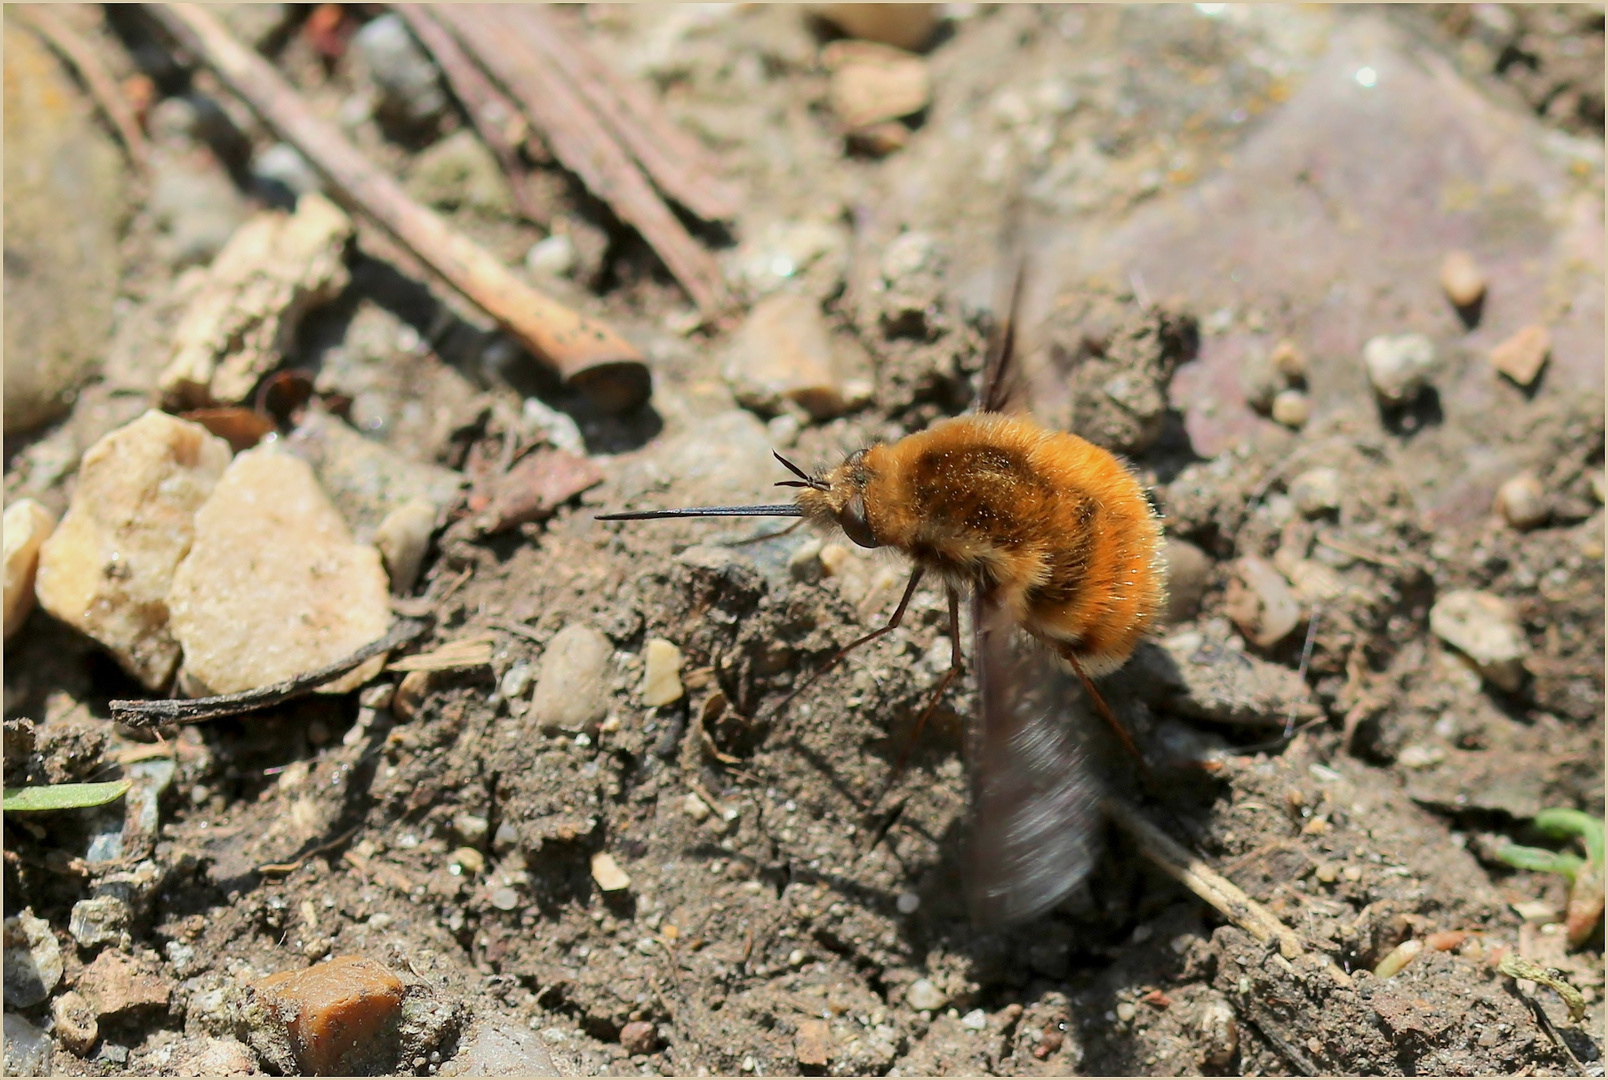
966, 595, 1106, 926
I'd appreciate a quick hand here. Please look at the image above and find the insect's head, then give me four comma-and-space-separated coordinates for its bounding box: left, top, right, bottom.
775, 449, 880, 549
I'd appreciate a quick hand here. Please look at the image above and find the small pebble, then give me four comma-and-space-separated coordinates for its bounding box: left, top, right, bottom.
1115, 1001, 1137, 1023
1239, 348, 1281, 414
354, 14, 447, 132
1494, 472, 1548, 529
1342, 865, 1363, 882
526, 234, 577, 279
69, 896, 131, 949
1269, 339, 1307, 381
531, 623, 611, 733
3, 910, 63, 1008
1363, 333, 1437, 406
489, 888, 520, 912
1373, 937, 1424, 978
590, 852, 632, 893
620, 1020, 658, 1056
1270, 388, 1310, 429
682, 792, 712, 824
906, 978, 946, 1012
492, 821, 519, 853
374, 500, 437, 594
823, 40, 932, 130
52, 990, 98, 1055
896, 891, 921, 914
449, 847, 484, 876
1429, 589, 1528, 692
1439, 250, 1487, 310
453, 813, 490, 846
2, 499, 55, 643
3, 1013, 52, 1077
1425, 930, 1468, 952
794, 1018, 831, 1067
722, 294, 864, 421
1197, 997, 1239, 1068
248, 955, 407, 1075
960, 1008, 987, 1031
1163, 538, 1211, 624
641, 638, 685, 707
367, 913, 393, 930
788, 538, 825, 583
1397, 744, 1445, 770
814, 3, 939, 51
253, 143, 323, 198
1490, 324, 1550, 387
1289, 467, 1342, 517
1225, 556, 1301, 648
1315, 862, 1340, 883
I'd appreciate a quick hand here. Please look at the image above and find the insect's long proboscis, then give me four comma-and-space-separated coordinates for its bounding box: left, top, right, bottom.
595, 504, 804, 521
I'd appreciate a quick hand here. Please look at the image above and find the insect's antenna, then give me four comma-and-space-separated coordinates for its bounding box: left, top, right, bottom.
596, 505, 803, 521
979, 200, 1031, 415
772, 451, 828, 491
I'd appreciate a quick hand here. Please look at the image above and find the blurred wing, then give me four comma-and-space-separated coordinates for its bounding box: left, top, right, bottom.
966, 595, 1105, 926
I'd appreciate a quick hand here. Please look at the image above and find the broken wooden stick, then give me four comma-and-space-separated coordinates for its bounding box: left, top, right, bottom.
1104, 796, 1353, 986
110, 619, 430, 729
506, 6, 740, 224
14, 4, 148, 171
393, 5, 550, 226
146, 3, 651, 414
434, 5, 731, 319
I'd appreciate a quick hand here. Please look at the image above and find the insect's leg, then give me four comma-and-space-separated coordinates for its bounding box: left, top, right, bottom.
769, 566, 925, 718
878, 587, 964, 800
1063, 650, 1154, 785
727, 518, 806, 547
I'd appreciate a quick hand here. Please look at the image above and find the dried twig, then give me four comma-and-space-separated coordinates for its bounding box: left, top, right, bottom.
258, 823, 362, 875
13, 5, 148, 171
144, 3, 651, 414
393, 6, 550, 225
1104, 796, 1353, 987
109, 619, 431, 729
433, 5, 730, 319
508, 7, 739, 223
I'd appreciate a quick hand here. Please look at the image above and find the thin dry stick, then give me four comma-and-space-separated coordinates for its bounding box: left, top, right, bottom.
509, 6, 739, 223
393, 5, 550, 225
146, 3, 651, 414
109, 619, 431, 729
14, 5, 148, 171
434, 5, 730, 319
1104, 796, 1353, 986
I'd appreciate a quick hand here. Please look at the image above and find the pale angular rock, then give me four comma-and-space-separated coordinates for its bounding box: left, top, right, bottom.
640, 638, 685, 706
168, 448, 391, 695
34, 412, 231, 688
1362, 333, 1437, 406
3, 499, 55, 642
1490, 324, 1551, 388
590, 852, 631, 892
814, 4, 938, 51
722, 294, 871, 421
530, 623, 611, 733
160, 193, 353, 407
1430, 589, 1528, 692
823, 40, 931, 130
374, 500, 438, 594
3, 910, 62, 1008
3, 1012, 52, 1076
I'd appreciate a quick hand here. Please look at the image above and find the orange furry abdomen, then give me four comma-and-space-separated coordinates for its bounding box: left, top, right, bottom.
862, 413, 1167, 674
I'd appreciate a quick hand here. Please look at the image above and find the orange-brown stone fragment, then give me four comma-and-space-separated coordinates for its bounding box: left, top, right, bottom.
252, 956, 405, 1076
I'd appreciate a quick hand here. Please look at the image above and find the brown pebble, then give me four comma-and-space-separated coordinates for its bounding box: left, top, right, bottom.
1270, 388, 1310, 429
823, 40, 931, 130
1439, 250, 1486, 309
1225, 556, 1301, 648
1034, 1024, 1065, 1059
619, 1020, 657, 1056
77, 951, 174, 1020
1490, 324, 1551, 387
1425, 930, 1468, 952
252, 955, 406, 1076
814, 4, 938, 51
392, 670, 431, 722
795, 1018, 832, 1067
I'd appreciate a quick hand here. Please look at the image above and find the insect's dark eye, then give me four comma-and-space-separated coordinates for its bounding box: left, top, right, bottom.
840, 494, 878, 549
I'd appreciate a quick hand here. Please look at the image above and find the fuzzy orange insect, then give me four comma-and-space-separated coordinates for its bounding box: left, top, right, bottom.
599, 264, 1169, 922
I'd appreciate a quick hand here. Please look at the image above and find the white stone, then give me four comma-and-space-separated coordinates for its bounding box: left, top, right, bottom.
906, 978, 946, 1012
373, 499, 437, 593
34, 411, 231, 687
641, 637, 685, 706
590, 852, 631, 892
3, 499, 55, 642
1362, 333, 1437, 405
1429, 589, 1528, 692
168, 447, 391, 695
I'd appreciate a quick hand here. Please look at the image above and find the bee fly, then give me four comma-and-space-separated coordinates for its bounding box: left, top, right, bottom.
599, 257, 1168, 924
